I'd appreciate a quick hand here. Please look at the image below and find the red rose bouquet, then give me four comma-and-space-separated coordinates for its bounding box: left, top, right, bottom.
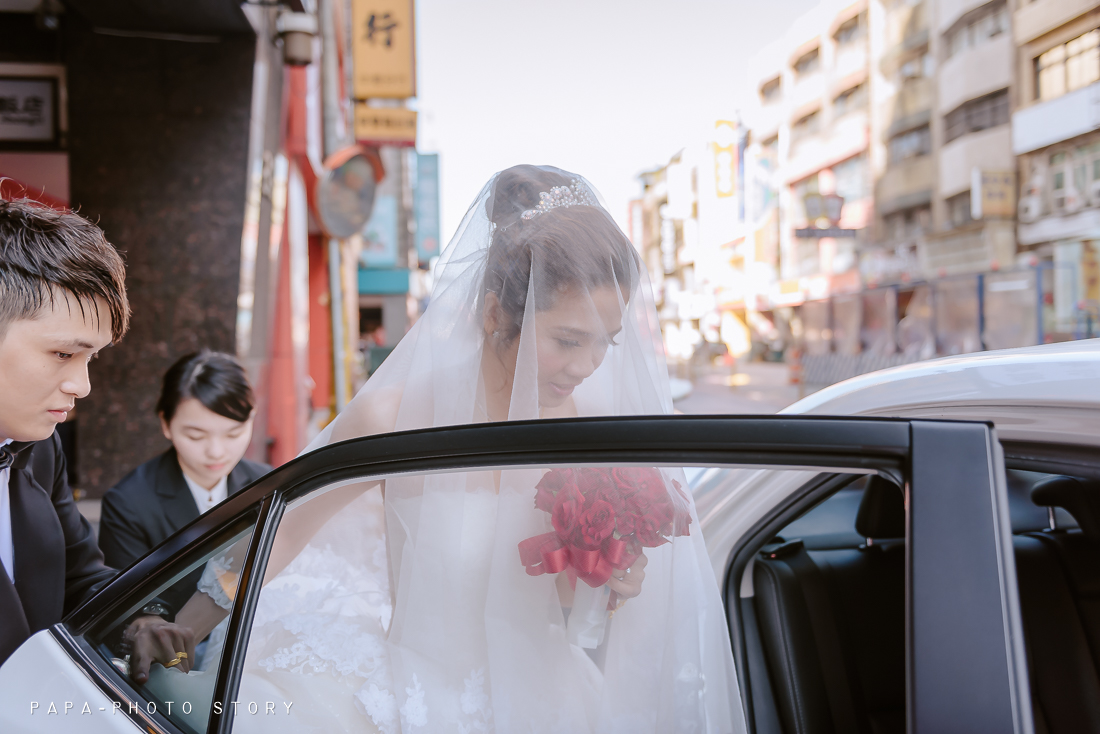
518, 467, 692, 591
518, 467, 692, 648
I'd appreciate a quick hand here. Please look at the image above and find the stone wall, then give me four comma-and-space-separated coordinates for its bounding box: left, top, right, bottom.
65, 28, 255, 496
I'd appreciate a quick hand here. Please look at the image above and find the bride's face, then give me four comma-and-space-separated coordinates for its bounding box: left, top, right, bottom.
531, 286, 624, 408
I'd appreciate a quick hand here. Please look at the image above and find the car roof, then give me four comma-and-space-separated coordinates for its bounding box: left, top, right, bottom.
782, 339, 1100, 448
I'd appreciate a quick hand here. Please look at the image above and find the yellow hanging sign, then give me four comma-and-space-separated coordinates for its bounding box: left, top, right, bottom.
352, 0, 417, 99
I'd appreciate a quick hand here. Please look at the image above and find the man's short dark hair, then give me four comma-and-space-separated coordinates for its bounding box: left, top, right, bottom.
0, 197, 129, 341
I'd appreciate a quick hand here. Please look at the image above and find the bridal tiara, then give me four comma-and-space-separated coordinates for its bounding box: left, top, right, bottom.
520, 179, 599, 221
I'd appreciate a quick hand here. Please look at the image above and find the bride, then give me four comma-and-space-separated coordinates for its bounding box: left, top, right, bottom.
135, 165, 744, 733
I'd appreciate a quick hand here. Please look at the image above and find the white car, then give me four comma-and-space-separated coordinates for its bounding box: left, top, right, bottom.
1, 339, 1096, 734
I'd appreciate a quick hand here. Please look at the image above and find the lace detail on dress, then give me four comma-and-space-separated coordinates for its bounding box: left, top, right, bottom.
458, 668, 493, 733
197, 554, 236, 610
400, 674, 428, 728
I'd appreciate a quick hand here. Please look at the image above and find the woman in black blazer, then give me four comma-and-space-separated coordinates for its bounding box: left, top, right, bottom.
98, 351, 271, 571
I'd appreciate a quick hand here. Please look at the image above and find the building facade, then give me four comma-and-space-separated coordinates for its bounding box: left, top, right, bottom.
1012, 0, 1100, 340
736, 0, 1091, 384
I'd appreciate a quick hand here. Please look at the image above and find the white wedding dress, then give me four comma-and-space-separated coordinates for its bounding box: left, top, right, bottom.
160, 165, 744, 734
233, 481, 605, 734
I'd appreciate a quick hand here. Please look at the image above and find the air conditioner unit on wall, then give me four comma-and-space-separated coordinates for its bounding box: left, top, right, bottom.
1065, 187, 1084, 213
1089, 179, 1100, 207
1053, 190, 1066, 213
1018, 195, 1041, 223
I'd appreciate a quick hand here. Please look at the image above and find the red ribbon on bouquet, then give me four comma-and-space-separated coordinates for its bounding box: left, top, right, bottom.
518, 467, 691, 590
518, 533, 638, 587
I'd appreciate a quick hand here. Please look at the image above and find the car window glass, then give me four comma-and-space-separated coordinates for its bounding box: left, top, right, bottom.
227, 463, 753, 732
223, 462, 884, 730
83, 510, 260, 734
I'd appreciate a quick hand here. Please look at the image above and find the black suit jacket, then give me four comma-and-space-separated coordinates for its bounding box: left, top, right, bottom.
0, 433, 116, 666
98, 449, 270, 571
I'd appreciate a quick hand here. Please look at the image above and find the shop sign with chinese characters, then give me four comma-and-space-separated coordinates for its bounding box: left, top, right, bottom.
354, 104, 417, 147
352, 0, 416, 99
971, 169, 1015, 220
0, 77, 55, 145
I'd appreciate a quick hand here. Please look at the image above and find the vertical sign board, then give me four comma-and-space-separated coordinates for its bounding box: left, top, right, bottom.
712, 119, 739, 199
360, 194, 400, 268
415, 153, 440, 264
971, 169, 1016, 220
352, 0, 416, 99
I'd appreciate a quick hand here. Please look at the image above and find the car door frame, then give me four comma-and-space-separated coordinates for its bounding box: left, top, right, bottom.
52, 415, 1030, 734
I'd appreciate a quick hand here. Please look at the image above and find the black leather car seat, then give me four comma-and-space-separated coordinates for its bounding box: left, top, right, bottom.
1015, 476, 1100, 733
753, 477, 906, 734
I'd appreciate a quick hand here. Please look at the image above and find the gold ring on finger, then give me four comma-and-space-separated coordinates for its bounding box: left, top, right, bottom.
163, 657, 182, 668
175, 652, 188, 659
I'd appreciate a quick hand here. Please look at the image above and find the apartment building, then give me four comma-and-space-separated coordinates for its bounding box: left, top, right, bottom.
1012, 0, 1100, 340
742, 0, 1064, 377
924, 0, 1017, 281
745, 0, 875, 360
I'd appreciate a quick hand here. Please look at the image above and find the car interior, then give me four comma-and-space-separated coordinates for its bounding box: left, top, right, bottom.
735, 469, 1100, 734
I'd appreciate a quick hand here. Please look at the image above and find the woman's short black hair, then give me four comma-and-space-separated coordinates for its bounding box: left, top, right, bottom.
157, 350, 254, 424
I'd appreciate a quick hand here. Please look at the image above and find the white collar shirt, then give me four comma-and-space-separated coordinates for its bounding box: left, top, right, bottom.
0, 438, 14, 583
181, 472, 228, 515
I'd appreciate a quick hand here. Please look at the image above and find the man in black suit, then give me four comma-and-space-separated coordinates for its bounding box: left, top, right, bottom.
0, 198, 192, 681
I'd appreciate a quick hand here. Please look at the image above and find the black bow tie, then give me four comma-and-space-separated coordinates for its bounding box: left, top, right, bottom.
0, 442, 31, 471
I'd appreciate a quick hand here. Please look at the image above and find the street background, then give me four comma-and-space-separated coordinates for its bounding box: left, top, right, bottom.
0, 0, 1097, 502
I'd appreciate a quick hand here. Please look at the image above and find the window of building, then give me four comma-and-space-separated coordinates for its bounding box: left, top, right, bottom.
835, 13, 865, 46
1050, 151, 1067, 210
1036, 29, 1100, 102
943, 89, 1009, 143
944, 0, 1008, 61
885, 205, 931, 241
946, 190, 973, 228
791, 109, 822, 143
834, 154, 869, 202
794, 47, 821, 77
899, 53, 934, 79
833, 83, 867, 116
761, 76, 782, 104
888, 125, 931, 162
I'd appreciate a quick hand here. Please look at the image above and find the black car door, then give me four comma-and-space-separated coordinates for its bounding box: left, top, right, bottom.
55, 415, 1029, 734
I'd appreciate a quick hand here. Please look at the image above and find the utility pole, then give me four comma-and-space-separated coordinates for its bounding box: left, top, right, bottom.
319, 0, 351, 412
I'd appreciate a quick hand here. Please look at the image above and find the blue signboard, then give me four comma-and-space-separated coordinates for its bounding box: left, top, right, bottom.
415, 153, 441, 264
360, 194, 399, 269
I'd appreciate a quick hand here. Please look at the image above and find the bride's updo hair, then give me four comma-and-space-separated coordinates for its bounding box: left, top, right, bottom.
482, 165, 638, 344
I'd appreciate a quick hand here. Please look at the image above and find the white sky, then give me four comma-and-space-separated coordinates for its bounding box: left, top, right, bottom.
414, 0, 819, 240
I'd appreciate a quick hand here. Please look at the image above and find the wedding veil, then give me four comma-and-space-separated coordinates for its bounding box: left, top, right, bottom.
274, 165, 744, 733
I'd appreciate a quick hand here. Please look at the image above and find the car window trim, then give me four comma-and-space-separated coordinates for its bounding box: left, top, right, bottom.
209, 494, 283, 733
1001, 440, 1100, 480
211, 416, 915, 733
59, 415, 987, 734
67, 416, 913, 634
55, 495, 275, 734
51, 625, 193, 734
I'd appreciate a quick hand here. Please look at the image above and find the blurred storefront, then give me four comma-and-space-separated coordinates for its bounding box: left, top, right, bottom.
0, 0, 372, 492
